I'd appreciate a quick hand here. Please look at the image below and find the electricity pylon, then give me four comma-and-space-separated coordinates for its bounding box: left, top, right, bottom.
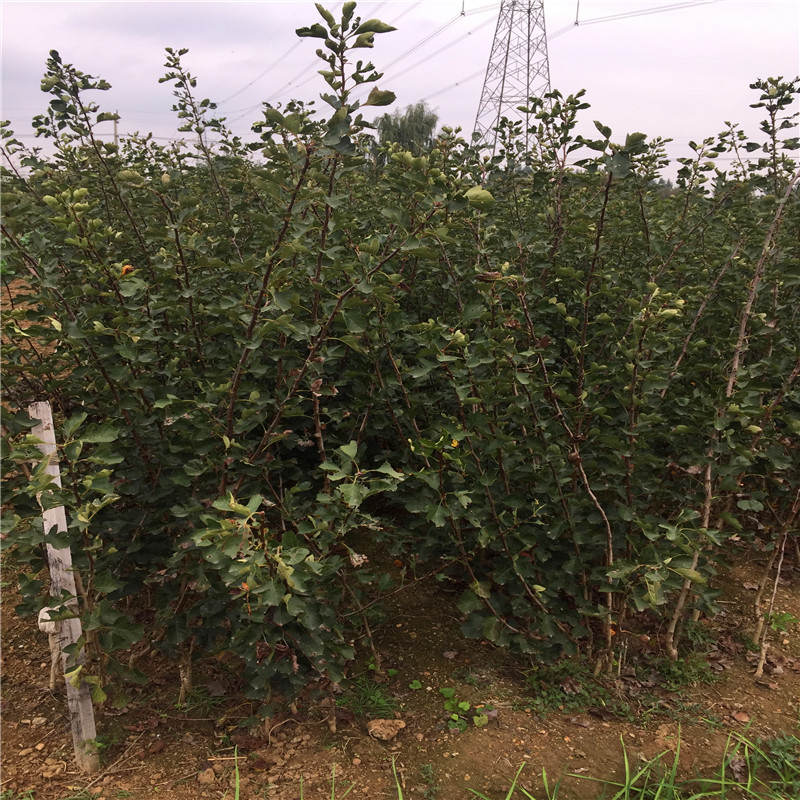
473, 0, 551, 154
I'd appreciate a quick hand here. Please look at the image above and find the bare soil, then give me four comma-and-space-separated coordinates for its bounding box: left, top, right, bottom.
2, 547, 798, 800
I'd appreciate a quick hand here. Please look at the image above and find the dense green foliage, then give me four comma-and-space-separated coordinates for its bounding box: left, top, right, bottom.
2, 3, 798, 711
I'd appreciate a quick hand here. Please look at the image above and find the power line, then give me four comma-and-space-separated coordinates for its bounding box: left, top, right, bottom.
227, 3, 500, 126
381, 3, 499, 73
382, 12, 498, 84
218, 39, 308, 107
218, 1, 344, 109
220, 1, 429, 122
575, 0, 722, 27
423, 0, 726, 106
422, 67, 487, 103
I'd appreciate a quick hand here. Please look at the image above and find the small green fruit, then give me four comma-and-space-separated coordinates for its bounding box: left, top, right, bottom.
464, 186, 495, 210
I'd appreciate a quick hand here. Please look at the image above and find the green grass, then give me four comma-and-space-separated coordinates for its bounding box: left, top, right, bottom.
522, 660, 630, 719
336, 674, 399, 718
420, 762, 441, 799
519, 650, 720, 724
250, 728, 796, 799
173, 685, 226, 716
463, 730, 800, 799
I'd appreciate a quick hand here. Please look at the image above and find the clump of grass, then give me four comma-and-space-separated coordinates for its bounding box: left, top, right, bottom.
420, 763, 441, 799
280, 725, 798, 800
569, 730, 798, 800
644, 651, 716, 692
404, 729, 798, 800
523, 660, 626, 718
467, 762, 563, 799
336, 675, 398, 718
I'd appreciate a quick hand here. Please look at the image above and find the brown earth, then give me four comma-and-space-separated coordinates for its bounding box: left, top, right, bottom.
1, 546, 798, 800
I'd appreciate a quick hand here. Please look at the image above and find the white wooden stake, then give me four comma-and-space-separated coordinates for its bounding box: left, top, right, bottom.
28, 400, 100, 774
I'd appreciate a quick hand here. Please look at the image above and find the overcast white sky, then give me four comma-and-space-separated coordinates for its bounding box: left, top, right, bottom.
2, 0, 799, 173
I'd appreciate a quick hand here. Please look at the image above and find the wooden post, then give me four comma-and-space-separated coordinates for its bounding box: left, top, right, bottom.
28, 400, 100, 774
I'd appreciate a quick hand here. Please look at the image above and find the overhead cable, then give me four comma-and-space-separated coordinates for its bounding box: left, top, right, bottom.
218, 1, 344, 108
423, 0, 724, 105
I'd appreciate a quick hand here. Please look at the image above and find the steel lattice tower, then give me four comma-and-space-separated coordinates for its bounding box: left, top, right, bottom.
473, 0, 551, 154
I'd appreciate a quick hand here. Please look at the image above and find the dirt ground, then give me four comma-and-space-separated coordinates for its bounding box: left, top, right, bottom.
2, 546, 799, 800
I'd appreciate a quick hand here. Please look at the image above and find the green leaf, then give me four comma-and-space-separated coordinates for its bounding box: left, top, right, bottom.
80, 424, 119, 444
439, 687, 456, 699
364, 88, 396, 107
84, 675, 107, 704
342, 2, 357, 22
718, 512, 742, 531
672, 567, 707, 585
0, 513, 20, 535
352, 32, 376, 49
338, 481, 367, 508
62, 412, 88, 440
339, 441, 358, 460
315, 3, 336, 27
246, 494, 264, 513
431, 504, 450, 527
594, 120, 612, 139
609, 151, 631, 178
94, 571, 122, 594
457, 589, 482, 615
342, 311, 367, 333
354, 19, 397, 34
624, 131, 647, 150
296, 23, 328, 38
375, 462, 404, 479
66, 664, 83, 688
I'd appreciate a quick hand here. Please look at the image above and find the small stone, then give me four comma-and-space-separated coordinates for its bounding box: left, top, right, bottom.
352, 757, 362, 766
197, 767, 216, 785
35, 743, 45, 751
366, 719, 406, 741
415, 733, 424, 741
41, 764, 64, 779
31, 716, 47, 726
19, 748, 33, 757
